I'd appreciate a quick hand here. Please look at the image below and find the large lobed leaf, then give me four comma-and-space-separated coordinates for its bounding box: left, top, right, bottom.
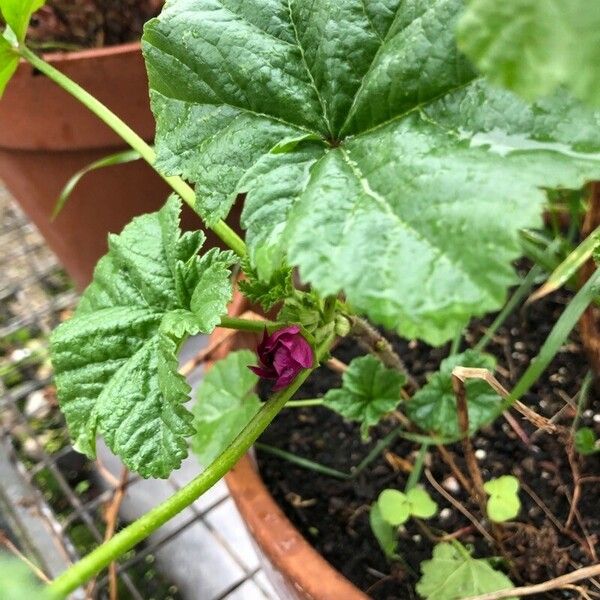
406, 350, 501, 438
457, 0, 600, 107
143, 0, 600, 345
324, 355, 405, 439
417, 542, 516, 600
51, 196, 235, 478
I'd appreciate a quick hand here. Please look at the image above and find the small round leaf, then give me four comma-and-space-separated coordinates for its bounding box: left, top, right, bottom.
378, 489, 411, 526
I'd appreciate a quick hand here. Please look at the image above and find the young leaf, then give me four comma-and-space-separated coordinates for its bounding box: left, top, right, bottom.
406, 350, 501, 438
50, 196, 235, 478
406, 487, 438, 519
0, 0, 45, 42
192, 350, 262, 466
378, 489, 411, 526
484, 475, 521, 523
417, 542, 516, 600
574, 427, 599, 456
0, 555, 50, 599
0, 36, 19, 98
323, 355, 405, 439
238, 258, 293, 311
458, 0, 600, 107
369, 503, 398, 560
143, 0, 600, 346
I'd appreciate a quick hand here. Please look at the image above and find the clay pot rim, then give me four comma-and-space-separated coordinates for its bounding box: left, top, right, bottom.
214, 293, 368, 600
20, 40, 142, 65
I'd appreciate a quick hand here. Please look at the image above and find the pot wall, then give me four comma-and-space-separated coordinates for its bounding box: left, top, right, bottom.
0, 43, 238, 290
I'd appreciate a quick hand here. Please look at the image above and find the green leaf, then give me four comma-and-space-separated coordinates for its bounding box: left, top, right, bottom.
417, 542, 517, 600
406, 350, 501, 438
484, 475, 521, 523
0, 35, 18, 98
0, 0, 45, 42
406, 487, 438, 519
323, 355, 405, 439
238, 258, 293, 311
144, 0, 600, 346
50, 196, 235, 478
53, 150, 141, 219
192, 350, 262, 465
370, 503, 398, 560
378, 489, 411, 526
457, 0, 600, 107
0, 556, 50, 599
575, 427, 599, 456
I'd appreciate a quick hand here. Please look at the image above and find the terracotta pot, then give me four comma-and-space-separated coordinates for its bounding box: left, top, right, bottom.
0, 43, 239, 290
209, 293, 367, 600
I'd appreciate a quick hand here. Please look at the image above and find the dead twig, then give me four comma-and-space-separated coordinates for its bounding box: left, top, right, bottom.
104, 467, 129, 600
452, 367, 557, 434
424, 469, 495, 545
463, 562, 600, 600
451, 373, 487, 512
436, 444, 474, 496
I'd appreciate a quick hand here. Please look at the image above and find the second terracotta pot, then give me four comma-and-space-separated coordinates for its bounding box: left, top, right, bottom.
0, 43, 239, 290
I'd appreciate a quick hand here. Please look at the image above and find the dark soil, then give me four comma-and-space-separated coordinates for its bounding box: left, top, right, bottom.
257, 284, 600, 599
25, 0, 162, 49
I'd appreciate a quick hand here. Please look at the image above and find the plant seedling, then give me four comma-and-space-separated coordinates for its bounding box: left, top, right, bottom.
575, 427, 600, 455
484, 475, 521, 523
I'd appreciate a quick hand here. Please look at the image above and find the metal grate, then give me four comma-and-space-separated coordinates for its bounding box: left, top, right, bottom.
0, 185, 278, 600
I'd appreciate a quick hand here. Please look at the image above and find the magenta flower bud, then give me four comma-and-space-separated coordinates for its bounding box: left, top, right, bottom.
249, 325, 314, 391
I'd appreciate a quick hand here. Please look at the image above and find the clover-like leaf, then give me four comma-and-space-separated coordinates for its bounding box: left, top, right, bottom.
323, 355, 405, 439
458, 0, 600, 107
143, 0, 600, 346
406, 350, 501, 438
406, 487, 438, 519
575, 427, 599, 456
370, 503, 398, 560
50, 196, 235, 478
0, 0, 45, 42
378, 489, 411, 526
417, 542, 517, 600
484, 475, 521, 523
192, 350, 262, 465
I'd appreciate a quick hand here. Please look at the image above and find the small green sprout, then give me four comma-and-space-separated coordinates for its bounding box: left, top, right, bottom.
574, 427, 600, 455
371, 486, 438, 558
483, 475, 521, 523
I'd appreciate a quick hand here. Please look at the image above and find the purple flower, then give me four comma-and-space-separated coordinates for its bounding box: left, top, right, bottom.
249, 325, 314, 391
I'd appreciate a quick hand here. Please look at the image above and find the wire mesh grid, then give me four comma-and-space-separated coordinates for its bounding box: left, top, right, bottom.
0, 187, 277, 600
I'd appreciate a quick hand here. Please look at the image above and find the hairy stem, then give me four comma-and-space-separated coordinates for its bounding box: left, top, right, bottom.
18, 44, 246, 258
46, 337, 332, 599
349, 316, 417, 389
218, 316, 280, 333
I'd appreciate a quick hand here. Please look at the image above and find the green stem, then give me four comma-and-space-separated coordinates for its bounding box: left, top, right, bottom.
285, 398, 324, 408
474, 265, 542, 353
323, 296, 337, 323
218, 316, 280, 333
47, 337, 332, 599
449, 330, 462, 356
508, 269, 600, 405
18, 45, 246, 258
254, 443, 349, 480
572, 371, 593, 433
405, 443, 429, 492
